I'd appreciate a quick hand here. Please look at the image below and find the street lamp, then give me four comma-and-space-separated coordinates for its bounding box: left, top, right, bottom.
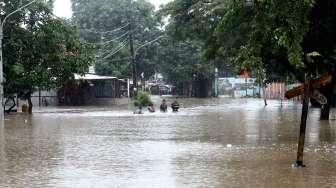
0, 0, 40, 126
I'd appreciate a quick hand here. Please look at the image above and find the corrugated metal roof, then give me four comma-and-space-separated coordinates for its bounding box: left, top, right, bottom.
74, 74, 117, 80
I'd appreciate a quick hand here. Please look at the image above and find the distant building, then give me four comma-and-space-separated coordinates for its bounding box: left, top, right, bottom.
58, 74, 128, 106
147, 73, 173, 95
148, 83, 172, 95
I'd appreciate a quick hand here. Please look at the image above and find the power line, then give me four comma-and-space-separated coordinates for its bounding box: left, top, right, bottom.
135, 35, 166, 57
102, 44, 127, 60
87, 31, 129, 46
102, 41, 128, 60
99, 32, 129, 45
100, 38, 128, 55
80, 23, 129, 35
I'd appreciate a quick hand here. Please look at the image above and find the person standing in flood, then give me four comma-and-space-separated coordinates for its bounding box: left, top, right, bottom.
171, 100, 180, 112
160, 99, 168, 112
148, 102, 155, 113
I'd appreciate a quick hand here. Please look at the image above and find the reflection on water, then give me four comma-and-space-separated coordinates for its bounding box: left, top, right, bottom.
0, 98, 335, 188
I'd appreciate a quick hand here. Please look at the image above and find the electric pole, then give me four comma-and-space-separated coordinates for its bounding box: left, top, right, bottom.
128, 0, 137, 95
129, 24, 137, 94
0, 21, 4, 126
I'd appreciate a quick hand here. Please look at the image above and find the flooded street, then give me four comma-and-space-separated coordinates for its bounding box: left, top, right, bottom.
1, 98, 336, 188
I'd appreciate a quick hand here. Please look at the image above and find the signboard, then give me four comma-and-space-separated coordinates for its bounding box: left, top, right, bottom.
310, 90, 327, 105
285, 74, 332, 99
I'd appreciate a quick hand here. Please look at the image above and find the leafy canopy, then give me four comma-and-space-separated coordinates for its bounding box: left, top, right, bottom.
163, 0, 336, 82
72, 0, 161, 79
2, 0, 94, 96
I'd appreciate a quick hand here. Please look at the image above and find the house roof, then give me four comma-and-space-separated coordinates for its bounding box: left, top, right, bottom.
74, 74, 117, 80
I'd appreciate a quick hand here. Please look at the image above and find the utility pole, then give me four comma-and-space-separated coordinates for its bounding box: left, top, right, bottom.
129, 24, 137, 95
98, 32, 104, 65
128, 0, 137, 96
0, 22, 4, 126
127, 0, 165, 95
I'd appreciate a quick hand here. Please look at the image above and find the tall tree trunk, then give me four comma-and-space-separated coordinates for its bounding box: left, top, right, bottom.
321, 103, 330, 120
258, 68, 267, 106
27, 93, 33, 114
188, 81, 193, 98
208, 79, 212, 97
320, 73, 336, 120
263, 87, 268, 106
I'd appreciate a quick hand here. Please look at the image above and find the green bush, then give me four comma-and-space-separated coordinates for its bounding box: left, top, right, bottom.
132, 91, 152, 109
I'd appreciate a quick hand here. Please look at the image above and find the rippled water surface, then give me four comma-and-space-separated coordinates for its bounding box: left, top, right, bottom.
1, 98, 336, 188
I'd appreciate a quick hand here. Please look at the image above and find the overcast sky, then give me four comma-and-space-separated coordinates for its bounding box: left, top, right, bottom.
53, 0, 172, 18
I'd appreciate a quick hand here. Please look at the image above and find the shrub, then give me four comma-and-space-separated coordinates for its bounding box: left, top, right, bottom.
132, 91, 152, 109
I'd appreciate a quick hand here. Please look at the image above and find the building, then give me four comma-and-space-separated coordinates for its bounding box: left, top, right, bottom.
58, 74, 128, 106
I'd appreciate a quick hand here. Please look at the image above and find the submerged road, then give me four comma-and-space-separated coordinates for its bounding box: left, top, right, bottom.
0, 98, 335, 187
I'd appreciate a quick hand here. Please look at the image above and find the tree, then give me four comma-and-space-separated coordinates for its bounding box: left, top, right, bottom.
303, 0, 336, 119
71, 0, 161, 79
164, 0, 336, 113
159, 0, 242, 97
155, 38, 215, 97
2, 0, 93, 113
163, 0, 294, 82
238, 0, 336, 118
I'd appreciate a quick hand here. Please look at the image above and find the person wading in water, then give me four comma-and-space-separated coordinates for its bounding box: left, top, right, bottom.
160, 99, 168, 112
171, 100, 180, 112
148, 102, 155, 113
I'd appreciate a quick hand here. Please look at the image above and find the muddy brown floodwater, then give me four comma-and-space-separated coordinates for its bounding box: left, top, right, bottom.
0, 98, 335, 188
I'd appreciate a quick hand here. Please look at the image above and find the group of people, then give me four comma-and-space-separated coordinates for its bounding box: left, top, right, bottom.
147, 99, 180, 113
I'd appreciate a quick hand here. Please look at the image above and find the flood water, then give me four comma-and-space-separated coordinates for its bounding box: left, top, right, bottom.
1, 98, 336, 188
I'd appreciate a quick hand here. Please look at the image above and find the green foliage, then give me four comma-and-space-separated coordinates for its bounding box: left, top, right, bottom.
162, 0, 243, 76
248, 0, 314, 68
303, 0, 336, 75
2, 0, 94, 97
155, 38, 215, 87
72, 0, 216, 95
71, 0, 161, 79
164, 0, 336, 83
132, 91, 152, 108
